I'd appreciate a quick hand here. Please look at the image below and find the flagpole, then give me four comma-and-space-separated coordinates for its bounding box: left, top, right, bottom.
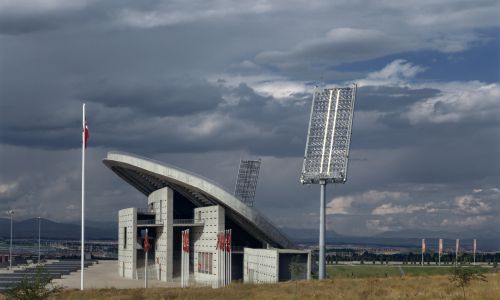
80, 103, 85, 290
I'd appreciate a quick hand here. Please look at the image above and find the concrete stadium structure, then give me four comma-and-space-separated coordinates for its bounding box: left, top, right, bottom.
103, 151, 310, 285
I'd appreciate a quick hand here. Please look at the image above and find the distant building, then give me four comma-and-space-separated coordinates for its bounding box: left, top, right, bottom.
103, 152, 310, 285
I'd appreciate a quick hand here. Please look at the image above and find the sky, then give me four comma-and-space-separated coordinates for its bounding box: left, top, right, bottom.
0, 0, 499, 237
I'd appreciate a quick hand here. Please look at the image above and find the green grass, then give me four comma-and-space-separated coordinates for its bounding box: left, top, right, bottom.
327, 265, 487, 278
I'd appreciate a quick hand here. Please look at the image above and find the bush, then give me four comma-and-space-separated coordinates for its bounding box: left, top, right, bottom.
5, 265, 61, 300
449, 266, 487, 300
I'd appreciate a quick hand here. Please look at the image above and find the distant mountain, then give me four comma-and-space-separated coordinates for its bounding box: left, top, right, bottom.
280, 227, 343, 242
375, 228, 500, 240
281, 227, 500, 251
0, 218, 117, 240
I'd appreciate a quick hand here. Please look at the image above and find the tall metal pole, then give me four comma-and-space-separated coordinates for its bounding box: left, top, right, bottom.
319, 180, 326, 280
38, 217, 41, 264
145, 228, 148, 289
9, 211, 13, 270
80, 103, 85, 290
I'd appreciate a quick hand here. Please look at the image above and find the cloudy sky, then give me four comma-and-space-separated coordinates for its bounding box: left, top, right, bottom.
0, 0, 499, 237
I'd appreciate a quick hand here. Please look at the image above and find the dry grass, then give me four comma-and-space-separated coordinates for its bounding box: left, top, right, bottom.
1, 272, 499, 300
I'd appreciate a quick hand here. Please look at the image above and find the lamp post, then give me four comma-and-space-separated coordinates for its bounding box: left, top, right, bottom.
38, 217, 41, 264
8, 210, 14, 269
300, 85, 357, 280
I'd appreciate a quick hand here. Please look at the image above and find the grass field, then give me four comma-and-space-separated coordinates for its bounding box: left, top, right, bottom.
1, 269, 499, 300
326, 265, 476, 278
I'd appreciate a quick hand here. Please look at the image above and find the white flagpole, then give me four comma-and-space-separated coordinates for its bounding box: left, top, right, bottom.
217, 233, 220, 288
226, 229, 229, 286
80, 103, 85, 291
181, 230, 183, 287
229, 229, 232, 284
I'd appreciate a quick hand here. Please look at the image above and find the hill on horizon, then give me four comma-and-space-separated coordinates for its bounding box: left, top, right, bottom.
0, 218, 117, 240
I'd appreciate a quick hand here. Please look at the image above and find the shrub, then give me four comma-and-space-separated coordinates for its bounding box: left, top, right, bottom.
449, 266, 487, 300
5, 265, 61, 300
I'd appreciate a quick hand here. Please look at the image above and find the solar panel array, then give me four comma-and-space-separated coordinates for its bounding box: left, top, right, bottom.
234, 159, 261, 207
301, 84, 357, 184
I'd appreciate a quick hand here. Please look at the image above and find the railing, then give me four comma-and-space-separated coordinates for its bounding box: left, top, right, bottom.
137, 219, 163, 225
137, 207, 155, 214
172, 219, 204, 225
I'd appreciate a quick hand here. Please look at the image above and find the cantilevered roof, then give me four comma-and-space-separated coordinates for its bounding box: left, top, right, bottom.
103, 151, 292, 249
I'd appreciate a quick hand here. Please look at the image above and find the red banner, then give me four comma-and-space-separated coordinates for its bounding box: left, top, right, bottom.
182, 230, 189, 253
225, 230, 231, 253
144, 230, 151, 253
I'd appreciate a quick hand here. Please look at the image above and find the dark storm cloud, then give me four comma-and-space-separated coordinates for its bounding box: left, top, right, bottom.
83, 79, 224, 116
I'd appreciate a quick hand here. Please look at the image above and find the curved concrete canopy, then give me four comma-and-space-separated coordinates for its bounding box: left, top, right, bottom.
103, 151, 292, 249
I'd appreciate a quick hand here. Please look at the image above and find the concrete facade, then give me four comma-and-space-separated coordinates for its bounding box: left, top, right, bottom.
243, 248, 311, 284
108, 151, 310, 285
192, 205, 225, 284
118, 208, 137, 279
148, 187, 173, 281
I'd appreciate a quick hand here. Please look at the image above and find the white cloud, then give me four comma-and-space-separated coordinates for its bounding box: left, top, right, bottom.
453, 194, 491, 214
326, 196, 353, 215
211, 73, 312, 99
116, 1, 273, 28
0, 0, 91, 13
326, 190, 410, 215
406, 83, 500, 125
441, 215, 490, 227
0, 181, 18, 196
372, 203, 431, 215
357, 59, 426, 87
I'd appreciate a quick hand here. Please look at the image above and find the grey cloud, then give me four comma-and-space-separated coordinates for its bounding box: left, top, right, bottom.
255, 28, 405, 69
83, 79, 224, 117
356, 86, 441, 112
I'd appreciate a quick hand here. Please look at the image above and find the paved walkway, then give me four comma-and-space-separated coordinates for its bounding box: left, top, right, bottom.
52, 261, 181, 289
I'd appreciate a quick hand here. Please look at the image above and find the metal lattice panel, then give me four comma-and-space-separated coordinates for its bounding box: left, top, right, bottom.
301, 84, 357, 184
234, 159, 261, 207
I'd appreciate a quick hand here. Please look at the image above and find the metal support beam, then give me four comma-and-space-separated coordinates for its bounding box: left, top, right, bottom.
319, 181, 326, 280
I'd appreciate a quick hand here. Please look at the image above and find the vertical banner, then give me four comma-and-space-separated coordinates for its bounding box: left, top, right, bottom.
421, 239, 425, 266
214, 230, 231, 288
438, 239, 443, 266
455, 239, 459, 266
225, 229, 232, 286
181, 229, 190, 288
144, 228, 150, 288
217, 232, 221, 288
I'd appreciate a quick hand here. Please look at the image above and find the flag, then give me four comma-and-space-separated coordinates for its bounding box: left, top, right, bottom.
422, 239, 426, 253
84, 120, 89, 148
473, 239, 476, 253
455, 239, 459, 254
226, 230, 231, 253
439, 239, 443, 256
182, 230, 189, 253
144, 230, 151, 253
